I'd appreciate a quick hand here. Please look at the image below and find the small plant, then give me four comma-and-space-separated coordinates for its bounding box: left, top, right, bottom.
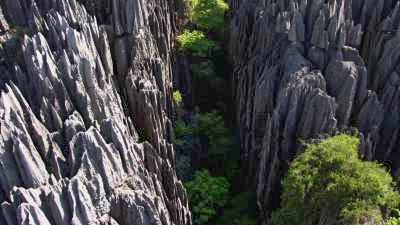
177, 30, 218, 57
185, 170, 230, 224
173, 90, 183, 105
271, 135, 400, 225
186, 0, 229, 32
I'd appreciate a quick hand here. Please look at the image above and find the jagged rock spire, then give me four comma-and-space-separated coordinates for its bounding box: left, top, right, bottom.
229, 0, 400, 220
0, 0, 191, 224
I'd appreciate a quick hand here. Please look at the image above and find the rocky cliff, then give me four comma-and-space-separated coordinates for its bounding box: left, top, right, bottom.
228, 0, 400, 219
0, 0, 191, 224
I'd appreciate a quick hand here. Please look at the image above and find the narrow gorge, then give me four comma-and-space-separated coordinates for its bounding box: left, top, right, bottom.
1, 0, 400, 225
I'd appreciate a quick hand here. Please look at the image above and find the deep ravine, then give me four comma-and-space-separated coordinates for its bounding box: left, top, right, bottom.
171, 1, 259, 224
3, 0, 400, 225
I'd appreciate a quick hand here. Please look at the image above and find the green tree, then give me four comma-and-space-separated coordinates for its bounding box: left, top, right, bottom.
271, 135, 400, 225
177, 30, 218, 57
187, 0, 229, 31
185, 170, 230, 224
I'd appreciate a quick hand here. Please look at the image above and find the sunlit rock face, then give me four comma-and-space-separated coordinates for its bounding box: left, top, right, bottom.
0, 0, 191, 225
228, 0, 400, 218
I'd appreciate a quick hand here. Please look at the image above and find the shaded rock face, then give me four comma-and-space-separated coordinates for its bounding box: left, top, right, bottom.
0, 0, 191, 225
228, 0, 400, 218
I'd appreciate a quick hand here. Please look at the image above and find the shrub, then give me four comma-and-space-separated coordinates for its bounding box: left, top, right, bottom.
185, 170, 230, 224
271, 135, 400, 225
187, 0, 229, 31
177, 30, 218, 57
194, 111, 233, 157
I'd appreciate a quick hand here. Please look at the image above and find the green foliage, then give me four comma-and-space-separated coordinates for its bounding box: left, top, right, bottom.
217, 192, 258, 225
174, 120, 193, 146
185, 170, 230, 224
194, 111, 233, 157
186, 0, 229, 31
173, 90, 183, 105
177, 30, 218, 57
192, 60, 216, 79
271, 135, 400, 225
191, 60, 228, 111
387, 210, 400, 225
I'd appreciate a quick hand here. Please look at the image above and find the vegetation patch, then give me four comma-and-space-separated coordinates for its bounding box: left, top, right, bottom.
174, 119, 193, 147
271, 134, 400, 225
186, 0, 229, 32
177, 30, 218, 57
173, 90, 183, 106
216, 191, 258, 225
387, 209, 400, 225
175, 2, 260, 225
185, 170, 230, 224
194, 111, 232, 158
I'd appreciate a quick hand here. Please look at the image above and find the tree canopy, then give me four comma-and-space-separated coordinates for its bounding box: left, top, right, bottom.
187, 0, 229, 31
271, 135, 400, 225
185, 170, 230, 224
177, 30, 218, 57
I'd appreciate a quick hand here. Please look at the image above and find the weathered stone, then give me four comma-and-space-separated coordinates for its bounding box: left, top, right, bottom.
0, 7, 9, 33
0, 0, 191, 224
228, 0, 400, 221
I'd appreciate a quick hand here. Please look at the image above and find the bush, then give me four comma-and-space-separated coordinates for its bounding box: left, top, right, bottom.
187, 0, 229, 31
177, 30, 218, 57
185, 170, 230, 224
194, 111, 233, 157
271, 135, 400, 225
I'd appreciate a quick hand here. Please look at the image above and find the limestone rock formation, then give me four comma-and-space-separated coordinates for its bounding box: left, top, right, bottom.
0, 0, 191, 225
228, 0, 400, 219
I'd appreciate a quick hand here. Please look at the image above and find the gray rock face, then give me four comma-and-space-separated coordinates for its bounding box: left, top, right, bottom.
228, 0, 400, 220
0, 0, 191, 225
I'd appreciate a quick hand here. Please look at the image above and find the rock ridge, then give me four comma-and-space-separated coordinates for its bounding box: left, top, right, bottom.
0, 0, 191, 224
228, 0, 400, 219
